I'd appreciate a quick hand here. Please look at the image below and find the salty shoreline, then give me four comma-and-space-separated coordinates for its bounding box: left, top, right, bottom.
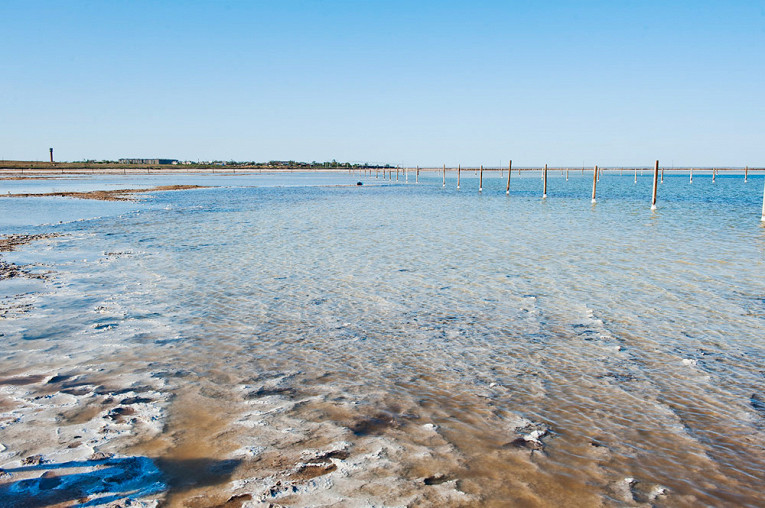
1, 175, 763, 507
0, 185, 209, 202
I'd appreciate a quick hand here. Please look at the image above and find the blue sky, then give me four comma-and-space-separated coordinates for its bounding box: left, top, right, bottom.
1, 1, 763, 166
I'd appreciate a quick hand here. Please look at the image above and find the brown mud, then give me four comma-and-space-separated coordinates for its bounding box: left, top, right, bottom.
0, 185, 209, 202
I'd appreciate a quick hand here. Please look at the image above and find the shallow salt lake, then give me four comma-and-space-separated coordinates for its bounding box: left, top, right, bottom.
1, 171, 764, 506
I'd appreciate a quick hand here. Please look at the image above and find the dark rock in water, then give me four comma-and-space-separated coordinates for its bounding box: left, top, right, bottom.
105, 406, 136, 422
506, 437, 544, 451
356, 181, 363, 186
350, 412, 398, 436
245, 387, 296, 399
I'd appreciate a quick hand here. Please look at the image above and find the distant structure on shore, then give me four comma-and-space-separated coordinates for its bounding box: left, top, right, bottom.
118, 158, 178, 165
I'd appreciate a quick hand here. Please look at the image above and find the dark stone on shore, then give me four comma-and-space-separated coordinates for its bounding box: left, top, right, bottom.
47, 374, 75, 384
120, 396, 153, 405
89, 451, 114, 461
22, 454, 45, 466
216, 494, 253, 508
424, 473, 450, 485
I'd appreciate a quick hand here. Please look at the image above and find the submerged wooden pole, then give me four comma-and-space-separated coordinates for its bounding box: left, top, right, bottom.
396, 167, 399, 181
651, 160, 659, 210
690, 167, 693, 183
634, 167, 637, 183
712, 168, 716, 183
566, 167, 569, 181
745, 165, 748, 183
479, 165, 483, 192
416, 166, 419, 183
506, 160, 512, 194
591, 165, 598, 203
543, 164, 548, 198
443, 164, 446, 187
405, 166, 408, 183
661, 166, 664, 183
457, 164, 461, 189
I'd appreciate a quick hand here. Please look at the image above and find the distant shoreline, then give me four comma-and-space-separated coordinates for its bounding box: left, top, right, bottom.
0, 163, 762, 178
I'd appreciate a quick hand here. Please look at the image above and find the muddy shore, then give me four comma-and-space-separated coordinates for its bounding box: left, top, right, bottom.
0, 185, 209, 202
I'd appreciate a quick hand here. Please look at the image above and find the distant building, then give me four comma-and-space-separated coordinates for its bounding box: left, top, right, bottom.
118, 158, 179, 165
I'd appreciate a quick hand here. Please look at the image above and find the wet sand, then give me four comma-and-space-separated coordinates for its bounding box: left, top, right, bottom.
0, 185, 209, 202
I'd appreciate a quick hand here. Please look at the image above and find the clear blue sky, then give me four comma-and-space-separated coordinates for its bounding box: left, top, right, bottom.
2, 1, 763, 166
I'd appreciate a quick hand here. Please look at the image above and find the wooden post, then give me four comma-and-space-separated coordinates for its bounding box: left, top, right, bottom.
651, 160, 659, 210
661, 166, 664, 183
416, 166, 419, 183
479, 165, 483, 192
506, 160, 512, 194
690, 167, 693, 183
543, 164, 548, 198
745, 165, 748, 183
405, 166, 408, 183
591, 165, 598, 203
566, 168, 569, 181
713, 168, 716, 182
457, 164, 461, 189
443, 164, 446, 187
634, 167, 637, 183
396, 167, 399, 181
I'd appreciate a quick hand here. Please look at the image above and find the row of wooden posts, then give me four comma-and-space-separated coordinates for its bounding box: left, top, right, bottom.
361, 162, 765, 221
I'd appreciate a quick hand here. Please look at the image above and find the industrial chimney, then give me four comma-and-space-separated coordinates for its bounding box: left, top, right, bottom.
49, 148, 53, 163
